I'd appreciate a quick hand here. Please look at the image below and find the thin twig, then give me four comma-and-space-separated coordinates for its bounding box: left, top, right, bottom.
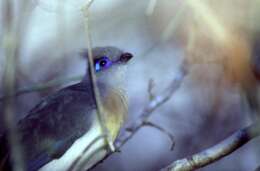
82, 0, 114, 151
69, 2, 114, 171
89, 67, 187, 170
161, 1, 187, 42
146, 0, 157, 16
2, 36, 25, 171
2, 1, 26, 171
148, 79, 155, 101
0, 39, 162, 101
161, 121, 260, 171
116, 68, 185, 149
0, 75, 83, 101
143, 121, 175, 150
68, 135, 106, 171
0, 40, 162, 102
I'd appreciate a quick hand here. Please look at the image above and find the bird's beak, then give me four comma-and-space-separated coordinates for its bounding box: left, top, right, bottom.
119, 52, 133, 63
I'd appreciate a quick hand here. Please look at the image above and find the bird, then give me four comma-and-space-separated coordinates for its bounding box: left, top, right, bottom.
0, 46, 133, 171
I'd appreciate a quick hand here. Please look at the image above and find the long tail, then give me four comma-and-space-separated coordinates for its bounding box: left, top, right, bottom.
0, 134, 11, 171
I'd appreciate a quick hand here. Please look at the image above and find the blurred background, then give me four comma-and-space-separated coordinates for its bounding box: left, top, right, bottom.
1, 0, 260, 170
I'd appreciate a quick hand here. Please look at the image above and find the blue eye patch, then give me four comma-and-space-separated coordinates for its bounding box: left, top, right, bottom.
94, 56, 113, 72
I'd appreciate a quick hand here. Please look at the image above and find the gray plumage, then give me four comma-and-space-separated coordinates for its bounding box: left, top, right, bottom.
0, 46, 133, 171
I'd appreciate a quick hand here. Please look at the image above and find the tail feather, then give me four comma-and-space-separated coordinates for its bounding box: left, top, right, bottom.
0, 134, 11, 171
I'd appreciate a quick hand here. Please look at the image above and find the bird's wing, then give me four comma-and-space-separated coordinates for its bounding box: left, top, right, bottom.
0, 82, 97, 171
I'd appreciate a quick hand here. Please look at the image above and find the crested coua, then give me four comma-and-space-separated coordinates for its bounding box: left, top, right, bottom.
0, 46, 133, 171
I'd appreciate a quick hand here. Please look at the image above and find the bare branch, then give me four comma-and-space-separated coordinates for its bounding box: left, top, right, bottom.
161, 121, 260, 171
82, 0, 114, 151
68, 135, 106, 171
69, 2, 115, 171
2, 31, 25, 171
88, 67, 187, 170
0, 75, 83, 101
146, 0, 157, 16
0, 39, 165, 102
142, 121, 175, 150
116, 68, 186, 149
148, 79, 155, 101
161, 2, 187, 42
1, 0, 33, 170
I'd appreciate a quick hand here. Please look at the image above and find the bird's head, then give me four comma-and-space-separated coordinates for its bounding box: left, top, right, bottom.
81, 46, 133, 89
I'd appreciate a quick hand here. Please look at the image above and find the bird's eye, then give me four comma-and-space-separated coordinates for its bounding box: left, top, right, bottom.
94, 56, 112, 72
99, 60, 107, 67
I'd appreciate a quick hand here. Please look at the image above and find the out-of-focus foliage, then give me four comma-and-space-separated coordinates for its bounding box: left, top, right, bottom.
0, 0, 260, 171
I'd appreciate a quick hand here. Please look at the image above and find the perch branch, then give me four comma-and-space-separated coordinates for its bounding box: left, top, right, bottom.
68, 135, 106, 171
88, 67, 187, 170
116, 68, 186, 149
161, 120, 260, 171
